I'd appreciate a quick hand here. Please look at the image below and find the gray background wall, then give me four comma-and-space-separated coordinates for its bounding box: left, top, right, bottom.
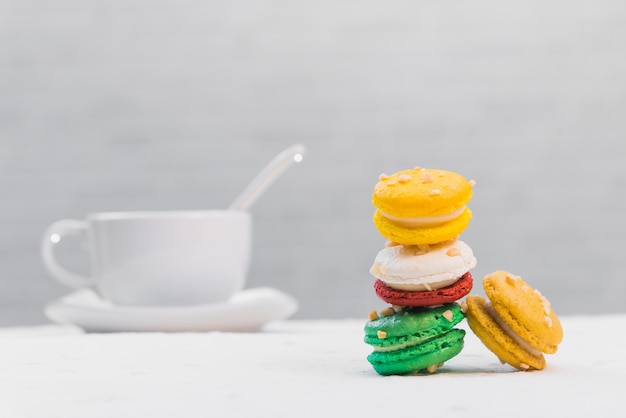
1, 0, 625, 326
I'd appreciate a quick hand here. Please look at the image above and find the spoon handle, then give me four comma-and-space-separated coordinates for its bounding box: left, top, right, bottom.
229, 144, 306, 211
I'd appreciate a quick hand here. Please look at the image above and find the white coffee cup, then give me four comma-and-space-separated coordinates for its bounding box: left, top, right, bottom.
41, 210, 251, 306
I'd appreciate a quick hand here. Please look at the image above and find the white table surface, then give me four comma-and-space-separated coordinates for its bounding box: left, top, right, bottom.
0, 315, 624, 418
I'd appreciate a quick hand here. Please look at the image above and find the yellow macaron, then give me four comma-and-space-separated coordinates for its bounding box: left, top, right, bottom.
465, 270, 564, 371
372, 167, 474, 245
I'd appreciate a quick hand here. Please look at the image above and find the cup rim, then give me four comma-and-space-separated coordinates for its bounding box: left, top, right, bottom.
86, 210, 250, 221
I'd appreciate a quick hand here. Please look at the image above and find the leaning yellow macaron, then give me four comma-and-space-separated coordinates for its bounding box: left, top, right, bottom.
372, 167, 475, 245
464, 270, 564, 371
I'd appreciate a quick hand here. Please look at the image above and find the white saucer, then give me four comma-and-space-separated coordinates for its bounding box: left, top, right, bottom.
45, 287, 298, 333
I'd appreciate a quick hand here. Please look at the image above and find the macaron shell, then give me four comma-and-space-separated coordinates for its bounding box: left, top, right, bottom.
373, 168, 473, 218
374, 272, 473, 307
370, 239, 477, 290
364, 303, 465, 349
484, 271, 563, 354
373, 207, 472, 246
465, 295, 546, 371
367, 329, 466, 375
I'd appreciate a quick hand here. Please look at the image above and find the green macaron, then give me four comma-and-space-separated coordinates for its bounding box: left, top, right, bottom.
364, 303, 466, 375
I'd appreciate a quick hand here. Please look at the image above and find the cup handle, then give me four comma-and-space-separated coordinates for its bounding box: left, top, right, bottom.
41, 219, 97, 289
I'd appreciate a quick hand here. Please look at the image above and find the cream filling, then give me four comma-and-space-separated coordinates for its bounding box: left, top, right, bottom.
386, 277, 458, 292
373, 339, 423, 352
485, 302, 542, 356
380, 206, 465, 227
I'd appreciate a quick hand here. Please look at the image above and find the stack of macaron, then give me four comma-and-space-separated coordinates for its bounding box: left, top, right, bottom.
364, 167, 477, 375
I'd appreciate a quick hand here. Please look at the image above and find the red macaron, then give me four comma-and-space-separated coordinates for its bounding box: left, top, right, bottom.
374, 271, 473, 307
